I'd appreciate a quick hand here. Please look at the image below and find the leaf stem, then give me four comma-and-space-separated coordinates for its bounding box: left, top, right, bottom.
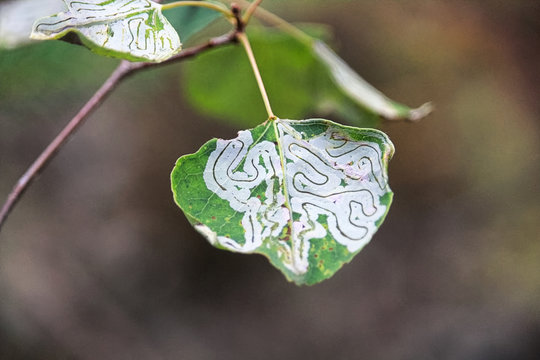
236, 32, 276, 120
161, 1, 233, 19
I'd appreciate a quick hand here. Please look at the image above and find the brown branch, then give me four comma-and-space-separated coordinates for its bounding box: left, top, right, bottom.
0, 31, 238, 232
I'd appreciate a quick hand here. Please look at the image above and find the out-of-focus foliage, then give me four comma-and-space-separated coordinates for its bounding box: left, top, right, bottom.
313, 41, 432, 121
183, 26, 428, 128
183, 27, 326, 127
164, 4, 221, 42
0, 41, 116, 107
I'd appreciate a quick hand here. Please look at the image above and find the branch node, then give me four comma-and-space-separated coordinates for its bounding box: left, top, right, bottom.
231, 3, 245, 33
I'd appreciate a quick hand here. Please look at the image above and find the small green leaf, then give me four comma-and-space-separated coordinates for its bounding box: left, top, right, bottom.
30, 0, 181, 62
171, 118, 394, 285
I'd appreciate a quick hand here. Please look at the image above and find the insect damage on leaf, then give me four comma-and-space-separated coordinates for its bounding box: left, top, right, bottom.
171, 119, 394, 285
30, 0, 181, 62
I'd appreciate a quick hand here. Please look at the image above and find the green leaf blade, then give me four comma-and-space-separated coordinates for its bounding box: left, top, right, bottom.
183, 28, 320, 127
172, 119, 394, 285
31, 0, 181, 62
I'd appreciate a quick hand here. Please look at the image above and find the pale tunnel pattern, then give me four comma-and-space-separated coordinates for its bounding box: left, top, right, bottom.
202, 130, 290, 253
31, 0, 181, 62
202, 120, 392, 275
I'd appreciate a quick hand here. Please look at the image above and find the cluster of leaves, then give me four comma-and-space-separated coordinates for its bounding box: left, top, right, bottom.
0, 0, 430, 285
184, 27, 431, 128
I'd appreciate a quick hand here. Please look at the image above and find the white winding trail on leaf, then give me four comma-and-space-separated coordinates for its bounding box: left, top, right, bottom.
31, 0, 181, 62
203, 120, 390, 275
203, 130, 289, 253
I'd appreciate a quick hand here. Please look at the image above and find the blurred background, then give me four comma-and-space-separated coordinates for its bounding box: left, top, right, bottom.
1, 0, 539, 359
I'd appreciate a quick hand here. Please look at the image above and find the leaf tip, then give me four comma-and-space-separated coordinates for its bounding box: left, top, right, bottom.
29, 29, 49, 41
407, 102, 435, 122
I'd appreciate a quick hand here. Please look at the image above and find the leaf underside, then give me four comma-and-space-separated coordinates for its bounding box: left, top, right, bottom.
171, 118, 394, 285
31, 0, 181, 62
312, 41, 433, 121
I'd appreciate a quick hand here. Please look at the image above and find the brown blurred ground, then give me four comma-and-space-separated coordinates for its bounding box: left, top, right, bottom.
1, 1, 539, 359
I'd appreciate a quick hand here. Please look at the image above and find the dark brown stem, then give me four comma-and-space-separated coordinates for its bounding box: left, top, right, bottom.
231, 4, 245, 33
0, 32, 237, 232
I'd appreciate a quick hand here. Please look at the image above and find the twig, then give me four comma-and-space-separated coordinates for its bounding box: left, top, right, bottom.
0, 32, 238, 232
131, 32, 237, 72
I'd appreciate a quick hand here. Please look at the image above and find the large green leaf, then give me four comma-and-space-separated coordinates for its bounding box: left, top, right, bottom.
183, 28, 320, 127
183, 26, 431, 127
171, 118, 394, 285
30, 0, 181, 62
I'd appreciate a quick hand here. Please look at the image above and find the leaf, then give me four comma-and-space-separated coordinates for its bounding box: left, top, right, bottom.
30, 0, 181, 62
183, 26, 431, 128
171, 118, 394, 285
183, 27, 321, 127
313, 41, 433, 121
0, 0, 65, 49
